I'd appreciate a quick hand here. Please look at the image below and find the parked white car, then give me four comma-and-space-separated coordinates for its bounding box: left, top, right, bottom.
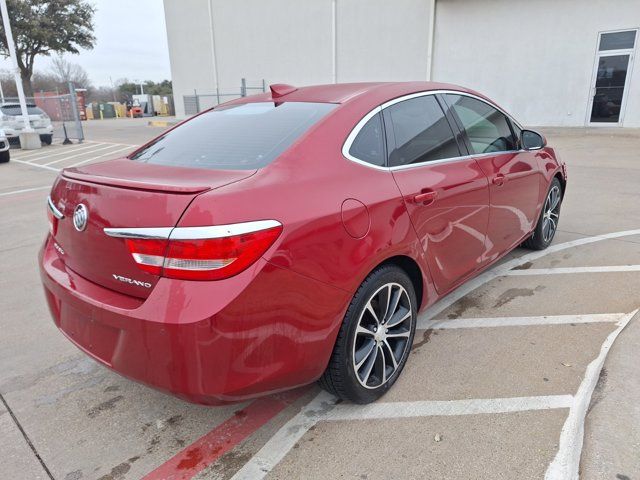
0, 103, 54, 145
0, 129, 10, 163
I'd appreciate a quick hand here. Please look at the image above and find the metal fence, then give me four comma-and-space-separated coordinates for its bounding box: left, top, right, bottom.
183, 78, 267, 115
2, 83, 84, 142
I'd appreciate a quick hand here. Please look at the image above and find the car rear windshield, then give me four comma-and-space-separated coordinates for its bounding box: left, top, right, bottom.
1, 105, 45, 115
130, 102, 337, 170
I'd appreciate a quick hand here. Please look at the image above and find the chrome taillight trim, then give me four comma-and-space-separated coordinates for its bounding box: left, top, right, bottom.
104, 220, 282, 240
104, 227, 174, 240
47, 196, 64, 219
170, 220, 282, 240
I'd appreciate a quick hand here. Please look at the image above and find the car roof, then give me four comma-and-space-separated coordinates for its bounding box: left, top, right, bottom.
233, 81, 483, 105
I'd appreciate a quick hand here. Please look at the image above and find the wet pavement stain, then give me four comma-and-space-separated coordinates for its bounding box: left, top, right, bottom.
513, 261, 534, 270
493, 286, 545, 309
87, 395, 124, 418
177, 446, 204, 470
446, 294, 483, 319
412, 329, 438, 352
96, 456, 140, 480
198, 448, 254, 479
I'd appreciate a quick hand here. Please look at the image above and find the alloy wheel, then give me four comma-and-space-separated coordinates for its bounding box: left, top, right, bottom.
352, 282, 413, 389
542, 185, 561, 243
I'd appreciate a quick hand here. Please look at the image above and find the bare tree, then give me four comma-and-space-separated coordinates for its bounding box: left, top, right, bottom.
49, 56, 91, 88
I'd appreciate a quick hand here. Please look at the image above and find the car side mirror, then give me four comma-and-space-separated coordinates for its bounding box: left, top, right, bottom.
521, 129, 546, 151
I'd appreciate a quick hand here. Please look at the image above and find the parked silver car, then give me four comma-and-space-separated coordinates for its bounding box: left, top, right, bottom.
0, 103, 54, 145
0, 129, 10, 163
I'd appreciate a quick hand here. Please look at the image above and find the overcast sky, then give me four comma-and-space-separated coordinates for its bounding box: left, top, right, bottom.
2, 0, 171, 87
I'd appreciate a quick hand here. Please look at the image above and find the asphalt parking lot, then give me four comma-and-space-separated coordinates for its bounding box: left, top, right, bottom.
1, 122, 639, 480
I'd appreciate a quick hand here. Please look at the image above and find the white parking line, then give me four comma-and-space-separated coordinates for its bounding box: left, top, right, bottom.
545, 309, 638, 480
231, 228, 640, 479
0, 186, 51, 197
14, 143, 104, 161
67, 145, 133, 168
420, 313, 626, 330
232, 391, 575, 480
43, 144, 122, 166
418, 229, 640, 323
329, 395, 574, 421
11, 158, 62, 172
505, 265, 640, 275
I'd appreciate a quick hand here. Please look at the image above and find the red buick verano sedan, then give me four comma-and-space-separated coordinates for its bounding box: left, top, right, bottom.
40, 82, 567, 404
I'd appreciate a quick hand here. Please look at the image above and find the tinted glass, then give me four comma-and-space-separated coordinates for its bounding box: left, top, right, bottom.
446, 94, 517, 154
599, 30, 636, 51
348, 112, 385, 166
131, 102, 336, 170
385, 95, 460, 167
1, 105, 45, 115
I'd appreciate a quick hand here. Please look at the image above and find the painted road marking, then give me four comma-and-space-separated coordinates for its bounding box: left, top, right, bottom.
43, 144, 122, 166
232, 393, 575, 479
230, 228, 640, 479
10, 158, 61, 172
505, 265, 640, 275
231, 391, 336, 480
141, 388, 309, 480
0, 186, 50, 197
68, 145, 133, 168
545, 309, 639, 480
420, 313, 626, 330
418, 228, 640, 324
15, 143, 106, 162
329, 395, 574, 421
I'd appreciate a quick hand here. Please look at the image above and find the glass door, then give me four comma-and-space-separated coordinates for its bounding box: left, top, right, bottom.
588, 30, 637, 125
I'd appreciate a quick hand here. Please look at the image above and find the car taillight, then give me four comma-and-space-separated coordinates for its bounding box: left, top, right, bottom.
124, 225, 282, 281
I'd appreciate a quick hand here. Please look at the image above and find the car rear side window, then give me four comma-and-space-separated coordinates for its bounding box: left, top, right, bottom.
130, 102, 337, 170
348, 112, 386, 167
445, 94, 517, 154
1, 105, 45, 115
384, 95, 460, 167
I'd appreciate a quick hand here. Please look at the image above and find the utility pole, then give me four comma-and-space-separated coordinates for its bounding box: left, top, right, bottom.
0, 0, 32, 133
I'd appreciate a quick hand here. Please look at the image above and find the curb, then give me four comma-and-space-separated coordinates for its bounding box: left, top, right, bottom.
147, 119, 181, 127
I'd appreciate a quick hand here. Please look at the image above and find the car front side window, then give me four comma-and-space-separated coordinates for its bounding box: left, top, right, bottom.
445, 94, 517, 155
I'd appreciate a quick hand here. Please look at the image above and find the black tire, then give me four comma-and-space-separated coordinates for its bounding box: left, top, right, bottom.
522, 177, 563, 250
319, 265, 417, 403
40, 134, 53, 145
0, 150, 9, 163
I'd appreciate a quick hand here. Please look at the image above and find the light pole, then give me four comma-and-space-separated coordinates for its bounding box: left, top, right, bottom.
0, 0, 33, 133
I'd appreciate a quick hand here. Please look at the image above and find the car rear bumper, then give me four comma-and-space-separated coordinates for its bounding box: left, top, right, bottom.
39, 235, 350, 404
4, 125, 54, 137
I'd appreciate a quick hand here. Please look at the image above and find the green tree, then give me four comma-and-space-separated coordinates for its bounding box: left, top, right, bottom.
0, 0, 95, 96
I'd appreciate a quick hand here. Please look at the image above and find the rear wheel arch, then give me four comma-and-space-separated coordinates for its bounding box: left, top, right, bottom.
376, 255, 425, 311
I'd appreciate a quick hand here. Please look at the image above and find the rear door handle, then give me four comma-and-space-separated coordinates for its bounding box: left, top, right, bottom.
413, 190, 438, 205
492, 174, 507, 186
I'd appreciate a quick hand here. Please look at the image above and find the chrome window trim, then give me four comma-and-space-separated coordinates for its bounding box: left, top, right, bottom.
47, 196, 64, 219
104, 220, 282, 241
342, 89, 525, 172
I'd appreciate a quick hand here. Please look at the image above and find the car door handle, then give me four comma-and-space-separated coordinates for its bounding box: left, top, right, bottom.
413, 190, 438, 205
492, 174, 507, 186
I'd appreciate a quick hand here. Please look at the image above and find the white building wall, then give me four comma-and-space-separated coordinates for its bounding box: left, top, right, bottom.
163, 0, 218, 118
163, 0, 435, 117
336, 0, 432, 82
432, 0, 640, 127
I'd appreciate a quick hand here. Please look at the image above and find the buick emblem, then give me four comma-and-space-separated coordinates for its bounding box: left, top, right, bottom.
73, 204, 88, 232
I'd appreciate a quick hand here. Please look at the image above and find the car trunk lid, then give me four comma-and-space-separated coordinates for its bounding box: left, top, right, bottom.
49, 159, 256, 298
